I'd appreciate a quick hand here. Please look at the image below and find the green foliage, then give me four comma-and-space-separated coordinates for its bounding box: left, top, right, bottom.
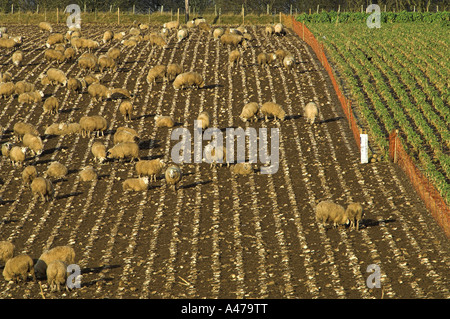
296, 11, 450, 23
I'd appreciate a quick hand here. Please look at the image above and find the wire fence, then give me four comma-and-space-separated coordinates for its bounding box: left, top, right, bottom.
282, 13, 450, 238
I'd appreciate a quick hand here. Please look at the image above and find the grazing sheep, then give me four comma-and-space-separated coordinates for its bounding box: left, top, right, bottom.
0, 241, 14, 265
22, 165, 38, 185
240, 102, 259, 122
260, 102, 286, 122
84, 73, 102, 86
43, 96, 59, 115
213, 28, 224, 40
107, 142, 140, 162
121, 39, 138, 48
113, 129, 139, 145
45, 161, 68, 179
67, 77, 85, 94
315, 200, 350, 229
146, 65, 167, 84
147, 33, 167, 48
274, 23, 285, 36
275, 49, 291, 61
70, 37, 84, 53
84, 39, 99, 52
177, 28, 188, 42
135, 159, 165, 181
155, 115, 175, 128
46, 260, 69, 292
34, 246, 75, 280
12, 50, 23, 67
122, 176, 149, 192
102, 30, 114, 43
198, 22, 211, 32
186, 20, 195, 28
283, 54, 295, 73
173, 71, 204, 90
79, 115, 107, 137
13, 122, 38, 141
129, 27, 141, 36
78, 56, 97, 73
346, 202, 364, 230
30, 176, 53, 202
2, 142, 13, 158
46, 33, 64, 47
0, 71, 12, 82
165, 165, 182, 191
265, 25, 274, 36
109, 88, 132, 100
0, 37, 21, 50
40, 75, 52, 86
46, 68, 67, 86
2, 254, 36, 283
39, 21, 53, 33
14, 80, 35, 95
64, 47, 76, 61
91, 141, 107, 163
119, 101, 133, 121
164, 20, 180, 30
18, 90, 44, 104
166, 63, 183, 82
0, 82, 15, 99
231, 162, 253, 175
116, 126, 139, 137
303, 101, 319, 125
22, 133, 43, 156
204, 144, 228, 168
54, 44, 65, 53
45, 123, 67, 135
87, 83, 111, 102
79, 166, 97, 182
9, 146, 27, 167
229, 49, 241, 67
98, 54, 117, 73
257, 52, 277, 68
194, 18, 206, 26
106, 47, 121, 62
220, 33, 246, 47
113, 31, 126, 41
196, 111, 210, 130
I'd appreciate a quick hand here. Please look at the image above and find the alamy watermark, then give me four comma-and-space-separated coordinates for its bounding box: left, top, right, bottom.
366, 264, 381, 288
66, 263, 82, 289
171, 121, 280, 174
65, 4, 81, 29
366, 4, 381, 29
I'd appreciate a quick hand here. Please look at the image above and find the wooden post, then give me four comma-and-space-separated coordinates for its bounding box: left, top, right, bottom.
279, 12, 281, 23
242, 5, 244, 25
57, 8, 59, 24
36, 5, 39, 14
290, 4, 292, 16
161, 5, 163, 14
117, 7, 120, 24
11, 4, 13, 14
185, 0, 189, 23
110, 5, 112, 12
267, 4, 269, 15
177, 8, 180, 23
219, 7, 221, 24
133, 5, 135, 14
316, 4, 319, 14
309, 8, 311, 15
84, 3, 86, 13
215, 4, 217, 16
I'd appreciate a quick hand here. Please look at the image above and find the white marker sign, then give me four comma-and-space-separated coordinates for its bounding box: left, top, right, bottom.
360, 134, 368, 164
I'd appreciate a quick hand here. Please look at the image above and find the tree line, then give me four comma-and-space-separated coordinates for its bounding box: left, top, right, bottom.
0, 0, 447, 14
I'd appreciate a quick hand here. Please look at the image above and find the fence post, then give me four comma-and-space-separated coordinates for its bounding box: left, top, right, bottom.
11, 4, 13, 14
117, 7, 120, 25
242, 5, 244, 25
133, 5, 135, 14
36, 5, 39, 14
177, 8, 180, 23
57, 8, 59, 23
316, 5, 319, 14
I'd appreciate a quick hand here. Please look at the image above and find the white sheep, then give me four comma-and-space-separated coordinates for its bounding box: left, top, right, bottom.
87, 83, 111, 102
79, 166, 97, 182
164, 20, 180, 30
213, 28, 224, 40
283, 54, 295, 73
265, 25, 274, 36
122, 176, 149, 192
1, 142, 13, 158
9, 146, 27, 167
240, 102, 259, 122
22, 165, 38, 185
2, 254, 36, 283
165, 165, 182, 191
64, 47, 76, 61
119, 101, 133, 121
0, 241, 15, 265
346, 202, 364, 230
220, 33, 246, 47
91, 141, 107, 163
67, 77, 85, 94
79, 115, 107, 137
303, 101, 319, 125
166, 63, 183, 82
44, 48, 66, 64
46, 68, 67, 86
12, 50, 23, 67
155, 115, 175, 128
260, 102, 286, 122
98, 54, 117, 73
315, 200, 350, 229
13, 121, 38, 141
18, 90, 44, 104
102, 30, 114, 43
46, 260, 69, 292
84, 73, 102, 86
107, 47, 121, 62
45, 161, 68, 179
22, 133, 43, 156
78, 56, 97, 73
14, 80, 35, 95
204, 144, 228, 168
0, 71, 12, 82
177, 28, 188, 42
135, 158, 165, 181
113, 129, 139, 145
173, 71, 205, 90
43, 96, 59, 115
39, 21, 53, 33
0, 82, 15, 99
231, 162, 253, 175
257, 52, 277, 68
109, 88, 132, 100
274, 23, 285, 36
107, 142, 140, 162
30, 177, 54, 202
229, 49, 241, 67
196, 111, 210, 130
46, 33, 64, 48
146, 65, 167, 84
34, 245, 75, 279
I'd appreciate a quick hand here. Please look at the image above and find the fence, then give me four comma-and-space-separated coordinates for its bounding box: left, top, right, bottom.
283, 14, 450, 238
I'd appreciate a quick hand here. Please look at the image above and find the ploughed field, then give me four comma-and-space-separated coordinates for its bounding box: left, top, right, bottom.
0, 23, 449, 299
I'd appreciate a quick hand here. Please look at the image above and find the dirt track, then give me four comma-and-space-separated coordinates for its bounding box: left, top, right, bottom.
0, 24, 449, 299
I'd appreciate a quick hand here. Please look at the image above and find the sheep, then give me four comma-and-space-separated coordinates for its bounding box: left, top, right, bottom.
18, 90, 44, 104
30, 176, 53, 202
102, 30, 114, 43
79, 166, 97, 182
46, 33, 64, 47
274, 23, 285, 36
122, 176, 149, 192
346, 202, 364, 230
44, 122, 80, 136
0, 37, 21, 50
22, 133, 43, 156
0, 71, 12, 82
283, 54, 295, 73
2, 254, 36, 283
46, 260, 69, 292
213, 28, 224, 40
84, 39, 99, 52
9, 146, 27, 167
146, 65, 167, 84
303, 101, 319, 125
91, 141, 107, 163
119, 101, 133, 121
260, 102, 286, 122
39, 21, 53, 33
165, 165, 182, 191
257, 52, 277, 68
113, 31, 126, 41
14, 80, 35, 95
220, 33, 246, 47
0, 241, 14, 265
147, 33, 167, 48
107, 142, 140, 162
198, 22, 211, 32
113, 129, 139, 145
78, 56, 97, 73
177, 28, 188, 42
22, 165, 38, 185
155, 115, 175, 128
129, 27, 141, 36
66, 122, 81, 135
164, 21, 180, 30
231, 162, 253, 175
121, 39, 138, 48
265, 25, 274, 36
63, 47, 75, 61
46, 68, 67, 86
109, 88, 132, 100
34, 246, 75, 280
98, 54, 117, 73
135, 159, 165, 181
139, 23, 149, 30
13, 122, 38, 141
12, 50, 23, 67
196, 111, 210, 130
0, 82, 15, 99
54, 43, 65, 52
2, 142, 13, 158
116, 126, 139, 137
240, 102, 259, 122
229, 49, 241, 67
40, 75, 51, 86
166, 63, 183, 82
67, 77, 85, 94
87, 83, 111, 102
194, 18, 206, 26
43, 96, 59, 115
70, 37, 84, 52
315, 200, 350, 229
275, 49, 291, 61
84, 73, 102, 86
186, 20, 195, 28
173, 71, 205, 90
45, 161, 68, 179
79, 115, 107, 137
204, 144, 228, 168
106, 47, 121, 62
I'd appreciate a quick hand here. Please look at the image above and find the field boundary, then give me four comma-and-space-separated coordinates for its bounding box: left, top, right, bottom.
281, 13, 450, 238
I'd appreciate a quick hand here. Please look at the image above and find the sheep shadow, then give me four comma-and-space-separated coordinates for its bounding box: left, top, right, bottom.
201, 83, 223, 90
55, 191, 83, 200
139, 154, 164, 161
320, 116, 344, 124
138, 139, 160, 150
180, 179, 212, 190
362, 218, 396, 229
284, 114, 302, 121
132, 113, 155, 121
40, 146, 69, 156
